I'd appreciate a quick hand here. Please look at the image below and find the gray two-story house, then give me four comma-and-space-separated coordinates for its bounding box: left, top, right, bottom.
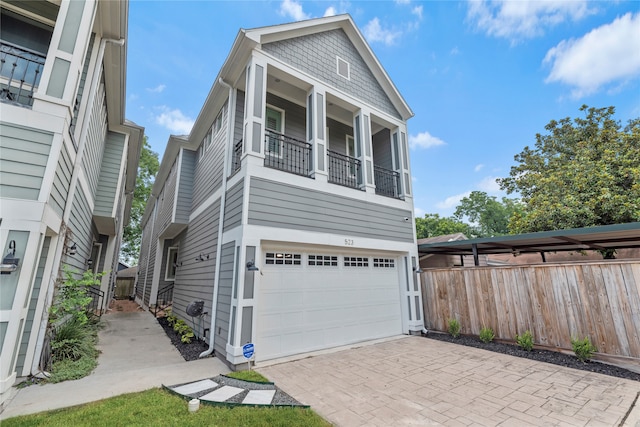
0, 0, 142, 404
137, 15, 424, 369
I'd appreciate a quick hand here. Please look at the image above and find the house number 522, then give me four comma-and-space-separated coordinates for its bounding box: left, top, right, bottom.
344, 239, 354, 246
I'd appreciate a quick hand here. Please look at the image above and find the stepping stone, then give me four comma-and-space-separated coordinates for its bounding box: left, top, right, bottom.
242, 389, 276, 405
200, 385, 244, 402
171, 379, 218, 395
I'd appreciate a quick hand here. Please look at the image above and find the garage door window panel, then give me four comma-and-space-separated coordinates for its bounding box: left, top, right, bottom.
265, 252, 301, 265
308, 255, 338, 266
344, 256, 369, 267
373, 258, 395, 268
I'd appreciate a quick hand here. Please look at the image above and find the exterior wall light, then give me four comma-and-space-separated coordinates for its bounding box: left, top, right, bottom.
1, 240, 20, 274
246, 260, 259, 271
413, 265, 423, 274
65, 242, 77, 256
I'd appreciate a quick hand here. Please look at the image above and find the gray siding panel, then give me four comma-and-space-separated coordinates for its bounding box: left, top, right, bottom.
94, 131, 125, 217
233, 90, 245, 145
137, 218, 153, 300
0, 123, 53, 200
49, 143, 72, 216
81, 83, 108, 201
176, 151, 195, 223
223, 178, 244, 232
372, 129, 392, 170
214, 241, 235, 356
16, 236, 49, 375
192, 103, 228, 210
266, 93, 305, 142
66, 187, 96, 272
248, 177, 414, 242
326, 117, 353, 154
263, 29, 401, 119
158, 163, 177, 234
171, 200, 220, 338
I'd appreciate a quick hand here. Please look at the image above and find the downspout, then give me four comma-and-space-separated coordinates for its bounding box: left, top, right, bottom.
200, 77, 234, 358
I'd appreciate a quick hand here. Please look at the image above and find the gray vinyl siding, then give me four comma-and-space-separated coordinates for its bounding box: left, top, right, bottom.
171, 200, 220, 336
66, 187, 95, 272
372, 129, 392, 170
248, 177, 414, 242
94, 131, 125, 217
214, 241, 235, 356
81, 83, 108, 200
192, 103, 228, 211
158, 164, 177, 234
263, 29, 401, 120
137, 220, 153, 300
0, 123, 53, 200
326, 117, 353, 154
234, 90, 245, 145
158, 239, 174, 289
70, 33, 94, 135
223, 178, 244, 232
144, 234, 158, 306
176, 151, 195, 223
266, 92, 305, 141
49, 143, 72, 216
15, 236, 50, 375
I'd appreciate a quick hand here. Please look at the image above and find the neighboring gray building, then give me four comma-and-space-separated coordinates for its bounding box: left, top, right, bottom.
0, 0, 143, 404
137, 15, 424, 369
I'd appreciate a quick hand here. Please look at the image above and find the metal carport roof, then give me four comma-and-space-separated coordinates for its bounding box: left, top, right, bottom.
417, 222, 640, 264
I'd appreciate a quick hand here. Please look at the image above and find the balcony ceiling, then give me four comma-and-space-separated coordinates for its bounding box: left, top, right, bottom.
2, 0, 59, 25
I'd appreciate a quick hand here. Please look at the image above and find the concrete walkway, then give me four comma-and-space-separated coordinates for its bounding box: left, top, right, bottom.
1, 311, 228, 419
258, 335, 640, 427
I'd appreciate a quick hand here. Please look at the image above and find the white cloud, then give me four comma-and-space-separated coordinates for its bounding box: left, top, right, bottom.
395, 0, 411, 4
279, 0, 310, 21
155, 106, 194, 135
544, 12, 640, 98
364, 18, 402, 46
477, 176, 501, 193
324, 6, 337, 17
146, 84, 166, 94
409, 131, 446, 149
128, 93, 139, 102
411, 5, 423, 20
467, 0, 592, 43
436, 191, 471, 210
414, 206, 426, 217
474, 164, 484, 172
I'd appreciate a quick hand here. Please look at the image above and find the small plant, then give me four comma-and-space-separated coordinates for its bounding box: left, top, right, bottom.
447, 318, 461, 338
571, 336, 597, 362
479, 326, 495, 343
173, 319, 194, 343
515, 330, 534, 351
50, 266, 105, 325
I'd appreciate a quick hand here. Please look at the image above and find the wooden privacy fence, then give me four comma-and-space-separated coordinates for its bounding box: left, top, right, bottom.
420, 261, 640, 359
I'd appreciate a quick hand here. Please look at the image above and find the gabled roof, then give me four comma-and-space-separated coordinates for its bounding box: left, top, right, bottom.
417, 233, 468, 245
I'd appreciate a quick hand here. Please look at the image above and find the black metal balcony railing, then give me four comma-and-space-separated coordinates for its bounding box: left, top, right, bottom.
374, 165, 403, 199
232, 139, 243, 172
0, 41, 46, 107
327, 150, 362, 190
264, 130, 312, 177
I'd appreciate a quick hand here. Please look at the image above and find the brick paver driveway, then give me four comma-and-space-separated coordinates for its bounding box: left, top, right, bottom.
258, 335, 639, 426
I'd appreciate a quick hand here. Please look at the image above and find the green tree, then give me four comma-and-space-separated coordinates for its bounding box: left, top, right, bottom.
415, 213, 475, 239
499, 105, 640, 233
121, 137, 159, 265
453, 191, 523, 237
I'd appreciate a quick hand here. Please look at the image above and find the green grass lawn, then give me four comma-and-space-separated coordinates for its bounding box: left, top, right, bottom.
2, 388, 331, 427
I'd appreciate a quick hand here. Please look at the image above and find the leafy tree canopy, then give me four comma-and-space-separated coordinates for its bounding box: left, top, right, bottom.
415, 213, 475, 240
499, 105, 640, 233
121, 137, 159, 265
453, 191, 524, 237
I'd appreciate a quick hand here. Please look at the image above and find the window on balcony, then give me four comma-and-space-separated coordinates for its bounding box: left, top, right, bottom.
266, 106, 283, 156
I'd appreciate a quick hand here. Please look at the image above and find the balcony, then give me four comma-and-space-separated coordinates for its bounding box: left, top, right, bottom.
232, 139, 243, 173
327, 150, 362, 190
0, 41, 45, 107
374, 165, 402, 199
264, 129, 312, 178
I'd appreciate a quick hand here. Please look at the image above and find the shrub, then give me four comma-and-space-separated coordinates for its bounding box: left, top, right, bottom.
515, 330, 534, 351
48, 355, 98, 383
571, 336, 597, 362
447, 318, 461, 338
173, 319, 194, 343
479, 326, 495, 343
50, 266, 105, 325
51, 318, 98, 363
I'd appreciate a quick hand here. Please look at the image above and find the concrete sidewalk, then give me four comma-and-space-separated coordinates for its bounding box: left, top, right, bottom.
1, 311, 228, 420
258, 335, 640, 427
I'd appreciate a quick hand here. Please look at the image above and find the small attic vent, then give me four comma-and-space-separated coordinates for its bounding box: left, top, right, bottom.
336, 56, 350, 80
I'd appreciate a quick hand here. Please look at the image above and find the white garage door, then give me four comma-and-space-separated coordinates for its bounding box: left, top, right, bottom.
255, 250, 403, 361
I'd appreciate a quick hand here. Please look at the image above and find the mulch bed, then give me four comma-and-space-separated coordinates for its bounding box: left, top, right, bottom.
157, 317, 211, 361
425, 332, 640, 381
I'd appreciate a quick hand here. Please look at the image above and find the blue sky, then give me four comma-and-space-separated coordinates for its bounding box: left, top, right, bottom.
125, 0, 640, 218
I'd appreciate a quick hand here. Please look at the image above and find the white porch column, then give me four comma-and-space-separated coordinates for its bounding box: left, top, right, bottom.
354, 110, 375, 193
307, 87, 328, 182
242, 56, 268, 160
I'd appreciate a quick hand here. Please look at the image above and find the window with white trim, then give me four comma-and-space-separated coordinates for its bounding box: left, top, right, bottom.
373, 258, 395, 268
308, 255, 338, 266
265, 252, 301, 265
344, 256, 368, 267
166, 247, 179, 280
